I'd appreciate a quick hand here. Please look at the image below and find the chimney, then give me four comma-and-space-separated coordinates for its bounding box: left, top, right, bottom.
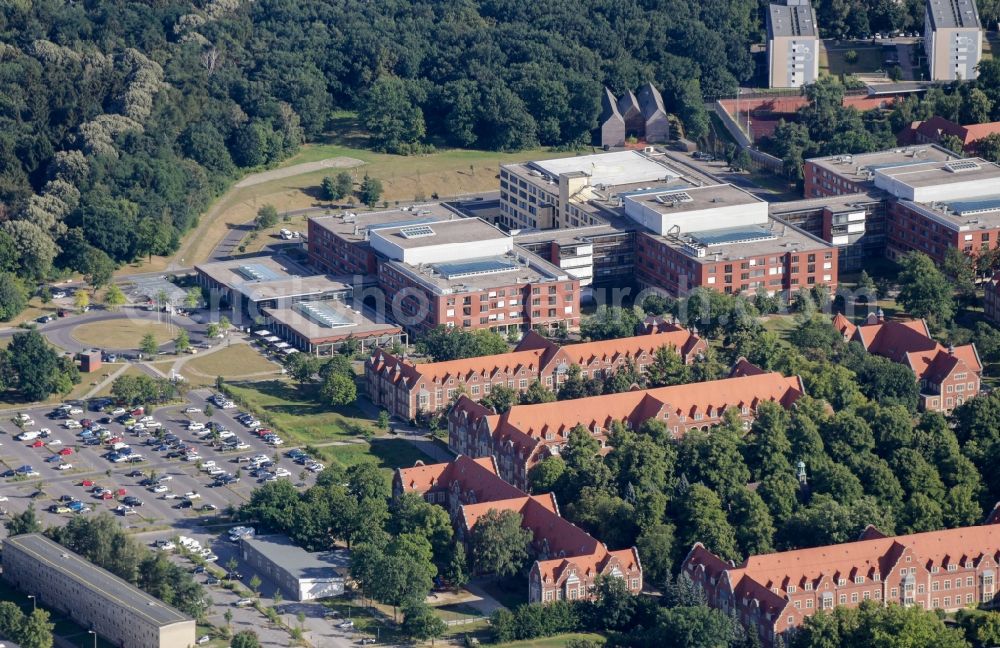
948, 344, 955, 355
876, 307, 885, 322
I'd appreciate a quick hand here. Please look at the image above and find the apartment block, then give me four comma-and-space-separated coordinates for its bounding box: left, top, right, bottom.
766, 0, 819, 88
393, 455, 642, 603
924, 0, 982, 81
2, 534, 196, 648
834, 312, 981, 412
802, 146, 960, 200
985, 273, 1000, 325
448, 369, 804, 489
683, 521, 1000, 647
367, 327, 706, 420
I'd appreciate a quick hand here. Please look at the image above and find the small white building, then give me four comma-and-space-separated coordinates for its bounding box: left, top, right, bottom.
241, 535, 348, 602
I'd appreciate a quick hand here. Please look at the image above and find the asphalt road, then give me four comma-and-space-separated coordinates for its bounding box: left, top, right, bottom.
2, 307, 203, 355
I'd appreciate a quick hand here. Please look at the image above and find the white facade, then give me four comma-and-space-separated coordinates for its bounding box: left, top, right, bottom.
622, 189, 769, 236
874, 164, 1000, 202
369, 224, 514, 265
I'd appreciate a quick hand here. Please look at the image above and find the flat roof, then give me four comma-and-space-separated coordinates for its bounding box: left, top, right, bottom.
807, 145, 961, 182
526, 151, 681, 187
768, 191, 889, 215
3, 534, 191, 627
647, 217, 835, 262
242, 535, 348, 581
263, 302, 400, 342
370, 218, 507, 249
624, 183, 765, 216
900, 196, 1000, 231
195, 255, 352, 302
768, 2, 818, 38
927, 0, 981, 29
875, 157, 1000, 188
233, 275, 351, 302
386, 246, 569, 295
308, 204, 460, 243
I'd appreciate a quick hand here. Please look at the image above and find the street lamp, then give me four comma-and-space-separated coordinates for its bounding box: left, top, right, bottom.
27, 594, 35, 611
88, 629, 97, 648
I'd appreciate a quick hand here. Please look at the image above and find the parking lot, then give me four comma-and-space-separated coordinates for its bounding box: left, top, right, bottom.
0, 388, 322, 533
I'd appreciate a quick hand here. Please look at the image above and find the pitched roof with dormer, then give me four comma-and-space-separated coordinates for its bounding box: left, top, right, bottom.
404, 456, 641, 588
685, 523, 1000, 616
492, 371, 804, 440
850, 314, 981, 381
394, 455, 524, 503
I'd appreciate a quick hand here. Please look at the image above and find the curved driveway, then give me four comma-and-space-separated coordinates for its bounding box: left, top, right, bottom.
1, 308, 203, 354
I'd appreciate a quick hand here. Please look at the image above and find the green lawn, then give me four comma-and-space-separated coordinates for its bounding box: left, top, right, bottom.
225, 379, 376, 443
312, 438, 428, 473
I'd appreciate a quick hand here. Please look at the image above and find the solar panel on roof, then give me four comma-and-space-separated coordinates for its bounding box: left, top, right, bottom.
399, 225, 435, 239
434, 259, 519, 279
945, 160, 981, 173
237, 264, 282, 282
655, 191, 694, 205
367, 217, 437, 231
689, 227, 777, 247
295, 301, 354, 328
945, 196, 1000, 216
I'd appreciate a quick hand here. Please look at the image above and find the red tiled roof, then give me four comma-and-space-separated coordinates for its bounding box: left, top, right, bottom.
370, 328, 704, 391
691, 524, 1000, 602
852, 316, 981, 379
496, 372, 803, 438
396, 455, 523, 503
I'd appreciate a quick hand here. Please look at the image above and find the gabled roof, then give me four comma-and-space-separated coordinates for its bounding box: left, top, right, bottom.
617, 89, 641, 120
832, 312, 857, 339
369, 347, 547, 388
601, 87, 624, 124
395, 455, 524, 503
494, 371, 803, 439
637, 83, 666, 120
852, 315, 982, 379
687, 523, 1000, 606
555, 330, 703, 367
411, 456, 640, 587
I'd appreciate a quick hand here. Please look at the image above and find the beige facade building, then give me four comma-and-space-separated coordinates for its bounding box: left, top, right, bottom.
2, 534, 196, 648
924, 0, 982, 81
766, 0, 819, 88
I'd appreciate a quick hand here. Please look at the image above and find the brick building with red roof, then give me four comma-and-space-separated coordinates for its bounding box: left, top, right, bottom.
448, 368, 804, 489
904, 116, 1000, 155
833, 311, 981, 412
393, 455, 642, 603
683, 520, 1000, 647
367, 327, 706, 421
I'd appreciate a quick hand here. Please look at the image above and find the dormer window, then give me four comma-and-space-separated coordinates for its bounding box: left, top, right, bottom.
837, 578, 846, 586
965, 561, 974, 569
873, 573, 881, 582
854, 576, 864, 584
948, 564, 958, 572
804, 582, 813, 591
787, 585, 797, 593
932, 566, 940, 574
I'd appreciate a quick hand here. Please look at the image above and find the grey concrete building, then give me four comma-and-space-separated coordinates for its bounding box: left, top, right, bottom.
599, 87, 626, 148
766, 0, 819, 88
618, 89, 645, 139
1, 534, 195, 648
924, 0, 982, 80
241, 535, 347, 602
637, 82, 670, 143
